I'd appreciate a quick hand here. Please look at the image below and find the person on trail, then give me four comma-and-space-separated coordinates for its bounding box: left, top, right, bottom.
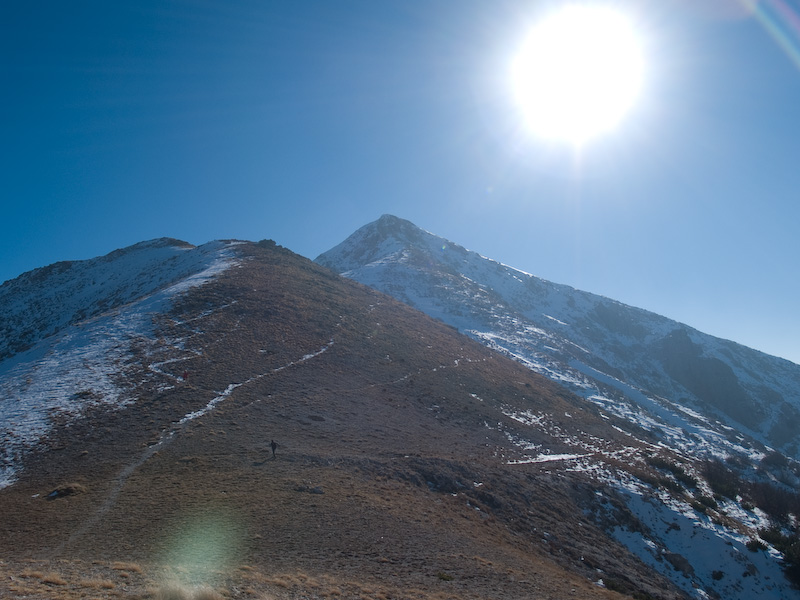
270, 439, 278, 457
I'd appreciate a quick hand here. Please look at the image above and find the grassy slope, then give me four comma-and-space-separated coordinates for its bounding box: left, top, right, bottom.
0, 242, 684, 600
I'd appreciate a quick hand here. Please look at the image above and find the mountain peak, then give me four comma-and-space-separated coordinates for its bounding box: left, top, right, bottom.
373, 213, 421, 235
375, 212, 407, 225
316, 214, 432, 273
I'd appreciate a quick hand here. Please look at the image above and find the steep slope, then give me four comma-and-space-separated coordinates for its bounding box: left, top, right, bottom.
316, 215, 800, 459
0, 240, 689, 600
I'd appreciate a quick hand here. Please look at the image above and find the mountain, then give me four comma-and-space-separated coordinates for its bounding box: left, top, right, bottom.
0, 238, 687, 599
316, 215, 800, 459
0, 235, 798, 599
316, 214, 800, 597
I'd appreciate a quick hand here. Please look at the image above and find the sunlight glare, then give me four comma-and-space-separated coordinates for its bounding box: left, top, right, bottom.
511, 5, 644, 144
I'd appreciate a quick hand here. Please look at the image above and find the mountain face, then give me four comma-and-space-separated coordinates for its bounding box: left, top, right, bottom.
316, 215, 800, 460
1, 235, 799, 600
316, 214, 800, 598
0, 239, 239, 490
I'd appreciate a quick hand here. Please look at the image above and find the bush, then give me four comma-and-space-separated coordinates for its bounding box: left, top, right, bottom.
645, 456, 698, 489
696, 495, 718, 510
747, 481, 800, 522
759, 526, 789, 548
761, 451, 789, 470
701, 459, 741, 500
46, 482, 87, 500
757, 527, 800, 586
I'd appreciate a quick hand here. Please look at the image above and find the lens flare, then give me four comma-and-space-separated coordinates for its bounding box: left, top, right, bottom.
745, 0, 800, 69
159, 511, 243, 589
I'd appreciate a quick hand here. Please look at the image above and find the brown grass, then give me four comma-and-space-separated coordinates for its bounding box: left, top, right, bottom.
79, 578, 116, 589
194, 588, 225, 600
42, 572, 68, 585
112, 560, 143, 573
154, 585, 192, 600
20, 569, 46, 579
153, 584, 225, 600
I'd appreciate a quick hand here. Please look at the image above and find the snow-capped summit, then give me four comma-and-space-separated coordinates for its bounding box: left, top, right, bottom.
316, 214, 431, 273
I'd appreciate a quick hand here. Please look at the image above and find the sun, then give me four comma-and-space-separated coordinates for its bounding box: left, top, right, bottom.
511, 5, 644, 145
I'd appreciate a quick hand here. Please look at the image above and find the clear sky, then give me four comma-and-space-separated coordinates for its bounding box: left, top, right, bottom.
3, 0, 799, 365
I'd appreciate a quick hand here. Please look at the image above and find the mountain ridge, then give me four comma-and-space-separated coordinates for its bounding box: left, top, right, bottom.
316, 215, 800, 460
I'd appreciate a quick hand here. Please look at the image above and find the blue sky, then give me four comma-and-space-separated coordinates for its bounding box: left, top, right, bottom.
3, 0, 799, 364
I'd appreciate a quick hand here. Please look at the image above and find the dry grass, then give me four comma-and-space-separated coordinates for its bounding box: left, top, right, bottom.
0, 243, 663, 600
153, 585, 192, 600
2, 560, 154, 599
194, 588, 226, 600
113, 560, 144, 573
20, 569, 47, 579
153, 584, 227, 600
19, 569, 68, 586
0, 559, 630, 600
79, 577, 116, 589
42, 572, 69, 585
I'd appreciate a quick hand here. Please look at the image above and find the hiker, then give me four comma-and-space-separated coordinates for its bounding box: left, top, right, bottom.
182, 371, 189, 381
270, 439, 278, 457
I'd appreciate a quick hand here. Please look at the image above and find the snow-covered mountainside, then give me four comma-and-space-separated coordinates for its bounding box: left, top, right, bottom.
0, 238, 230, 361
317, 214, 800, 599
317, 215, 800, 461
0, 239, 239, 488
